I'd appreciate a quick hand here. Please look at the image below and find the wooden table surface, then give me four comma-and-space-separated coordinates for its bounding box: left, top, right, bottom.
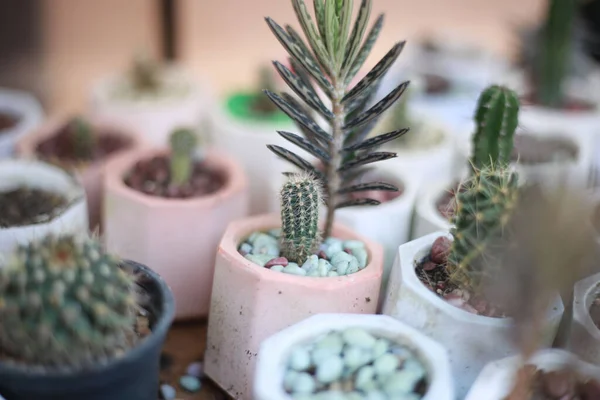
161, 321, 230, 400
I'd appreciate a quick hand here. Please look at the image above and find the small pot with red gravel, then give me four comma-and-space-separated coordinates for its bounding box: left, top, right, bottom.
102, 127, 249, 319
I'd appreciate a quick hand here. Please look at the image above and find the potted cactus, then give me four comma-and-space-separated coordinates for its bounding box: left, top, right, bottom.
89, 53, 212, 146
204, 0, 413, 397
0, 88, 43, 158
103, 127, 248, 320
254, 314, 455, 400
16, 115, 144, 232
0, 159, 88, 254
0, 233, 175, 400
413, 84, 519, 239
209, 65, 309, 215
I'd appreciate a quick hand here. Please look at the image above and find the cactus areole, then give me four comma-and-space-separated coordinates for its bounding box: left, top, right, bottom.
264, 0, 409, 239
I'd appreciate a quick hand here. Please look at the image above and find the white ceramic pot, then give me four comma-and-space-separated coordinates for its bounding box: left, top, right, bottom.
254, 313, 454, 400
0, 88, 43, 158
568, 271, 600, 365
411, 180, 454, 240
465, 349, 600, 400
0, 159, 88, 255
89, 65, 212, 147
382, 232, 565, 398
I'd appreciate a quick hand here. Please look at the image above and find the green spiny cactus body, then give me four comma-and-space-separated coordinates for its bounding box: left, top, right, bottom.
169, 128, 198, 186
536, 0, 576, 108
130, 54, 160, 93
471, 85, 519, 172
447, 164, 520, 292
69, 117, 96, 160
0, 234, 138, 368
280, 173, 323, 264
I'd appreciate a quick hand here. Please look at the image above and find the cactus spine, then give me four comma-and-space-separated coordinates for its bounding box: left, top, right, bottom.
169, 128, 197, 186
280, 172, 323, 264
536, 0, 576, 108
70, 117, 96, 160
0, 234, 138, 368
446, 164, 520, 292
470, 85, 519, 172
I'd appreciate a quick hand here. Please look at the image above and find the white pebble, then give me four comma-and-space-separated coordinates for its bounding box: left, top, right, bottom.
342, 328, 377, 349
353, 248, 368, 269
270, 265, 285, 272
291, 372, 316, 394
318, 259, 332, 276
343, 240, 365, 250
343, 346, 366, 369
355, 365, 376, 390
284, 370, 299, 391
327, 271, 339, 277
372, 338, 390, 359
316, 355, 343, 383
289, 347, 311, 371
301, 255, 319, 271
383, 368, 423, 395
335, 260, 349, 275
373, 353, 399, 377
324, 241, 343, 258
283, 264, 307, 276
365, 391, 387, 400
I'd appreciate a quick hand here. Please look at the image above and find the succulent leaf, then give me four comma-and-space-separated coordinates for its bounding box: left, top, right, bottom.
343, 129, 409, 152
344, 81, 410, 130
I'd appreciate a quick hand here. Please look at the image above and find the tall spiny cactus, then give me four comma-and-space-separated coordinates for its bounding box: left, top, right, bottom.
470, 85, 519, 172
130, 53, 160, 93
69, 117, 96, 160
169, 128, 197, 186
280, 172, 323, 263
0, 234, 138, 368
535, 0, 577, 108
251, 66, 280, 115
265, 0, 409, 238
446, 164, 520, 293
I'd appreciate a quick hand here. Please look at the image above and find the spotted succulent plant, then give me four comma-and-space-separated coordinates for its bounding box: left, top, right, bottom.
264, 0, 409, 237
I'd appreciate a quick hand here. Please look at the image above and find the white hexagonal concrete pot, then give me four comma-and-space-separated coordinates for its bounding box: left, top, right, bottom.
381, 231, 565, 399
90, 64, 213, 147
102, 147, 249, 319
464, 349, 600, 400
205, 214, 384, 400
254, 313, 454, 400
0, 159, 88, 255
0, 88, 43, 158
567, 271, 600, 365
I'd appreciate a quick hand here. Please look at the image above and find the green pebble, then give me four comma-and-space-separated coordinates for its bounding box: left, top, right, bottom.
383, 368, 423, 395
316, 355, 343, 383
291, 372, 316, 394
268, 228, 281, 238
330, 251, 353, 265
353, 248, 368, 269
365, 391, 387, 400
342, 328, 377, 349
372, 339, 390, 359
373, 353, 399, 377
327, 271, 339, 277
251, 243, 279, 256
283, 264, 307, 276
403, 358, 426, 381
244, 254, 274, 267
346, 257, 359, 275
343, 346, 366, 369
247, 232, 260, 243
270, 265, 285, 272
317, 259, 332, 276
324, 241, 343, 258
289, 347, 311, 371
343, 240, 365, 250
301, 255, 319, 271
307, 269, 321, 277
179, 375, 202, 392
334, 260, 349, 275
284, 370, 299, 391
345, 392, 363, 400
355, 365, 376, 390
313, 391, 346, 400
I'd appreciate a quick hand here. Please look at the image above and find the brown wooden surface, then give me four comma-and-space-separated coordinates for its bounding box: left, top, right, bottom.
161, 320, 230, 400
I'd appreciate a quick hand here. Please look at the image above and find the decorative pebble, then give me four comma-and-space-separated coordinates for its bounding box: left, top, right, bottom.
268, 228, 282, 238
160, 383, 177, 400
244, 254, 274, 267
283, 328, 427, 399
185, 361, 204, 378
271, 265, 285, 272
344, 240, 365, 250
238, 242, 252, 256
265, 257, 288, 268
353, 248, 368, 269
302, 255, 319, 271
179, 375, 202, 393
283, 264, 307, 276
325, 241, 343, 259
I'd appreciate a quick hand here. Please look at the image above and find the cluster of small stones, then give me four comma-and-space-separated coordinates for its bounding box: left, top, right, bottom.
283, 328, 427, 400
239, 229, 368, 277
158, 356, 204, 399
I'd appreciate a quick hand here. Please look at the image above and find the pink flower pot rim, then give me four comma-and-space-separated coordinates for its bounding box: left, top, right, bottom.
16, 114, 145, 169
220, 213, 384, 289
104, 147, 248, 207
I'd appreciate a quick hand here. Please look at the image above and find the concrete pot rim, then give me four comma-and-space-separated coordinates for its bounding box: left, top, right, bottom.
399, 231, 564, 327
0, 88, 43, 147
573, 271, 600, 342
218, 213, 384, 290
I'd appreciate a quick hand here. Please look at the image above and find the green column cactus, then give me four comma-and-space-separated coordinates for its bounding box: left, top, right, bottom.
470, 85, 519, 172
280, 172, 323, 264
0, 234, 138, 368
69, 117, 96, 160
169, 128, 198, 186
536, 0, 576, 108
446, 164, 520, 292
130, 53, 160, 93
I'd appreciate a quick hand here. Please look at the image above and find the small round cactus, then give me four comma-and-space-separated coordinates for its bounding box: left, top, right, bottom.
169, 128, 198, 186
446, 164, 520, 292
280, 172, 324, 264
0, 234, 138, 368
69, 117, 96, 160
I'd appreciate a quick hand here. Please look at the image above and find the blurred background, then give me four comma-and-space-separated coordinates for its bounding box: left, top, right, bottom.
0, 0, 571, 115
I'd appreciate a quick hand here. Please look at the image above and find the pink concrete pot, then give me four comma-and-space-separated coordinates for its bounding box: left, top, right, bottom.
103, 147, 249, 319
15, 115, 145, 232
205, 214, 384, 400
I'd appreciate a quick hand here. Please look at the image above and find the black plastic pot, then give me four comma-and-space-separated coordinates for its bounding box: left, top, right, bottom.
0, 260, 175, 400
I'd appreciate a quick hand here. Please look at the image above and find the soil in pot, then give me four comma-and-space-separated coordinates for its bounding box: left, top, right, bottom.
0, 187, 68, 227
283, 327, 428, 398
35, 119, 133, 166
508, 364, 600, 400
522, 88, 597, 113
240, 229, 369, 278
422, 73, 452, 95
123, 155, 226, 198
414, 236, 507, 317
511, 134, 578, 165
0, 110, 19, 135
